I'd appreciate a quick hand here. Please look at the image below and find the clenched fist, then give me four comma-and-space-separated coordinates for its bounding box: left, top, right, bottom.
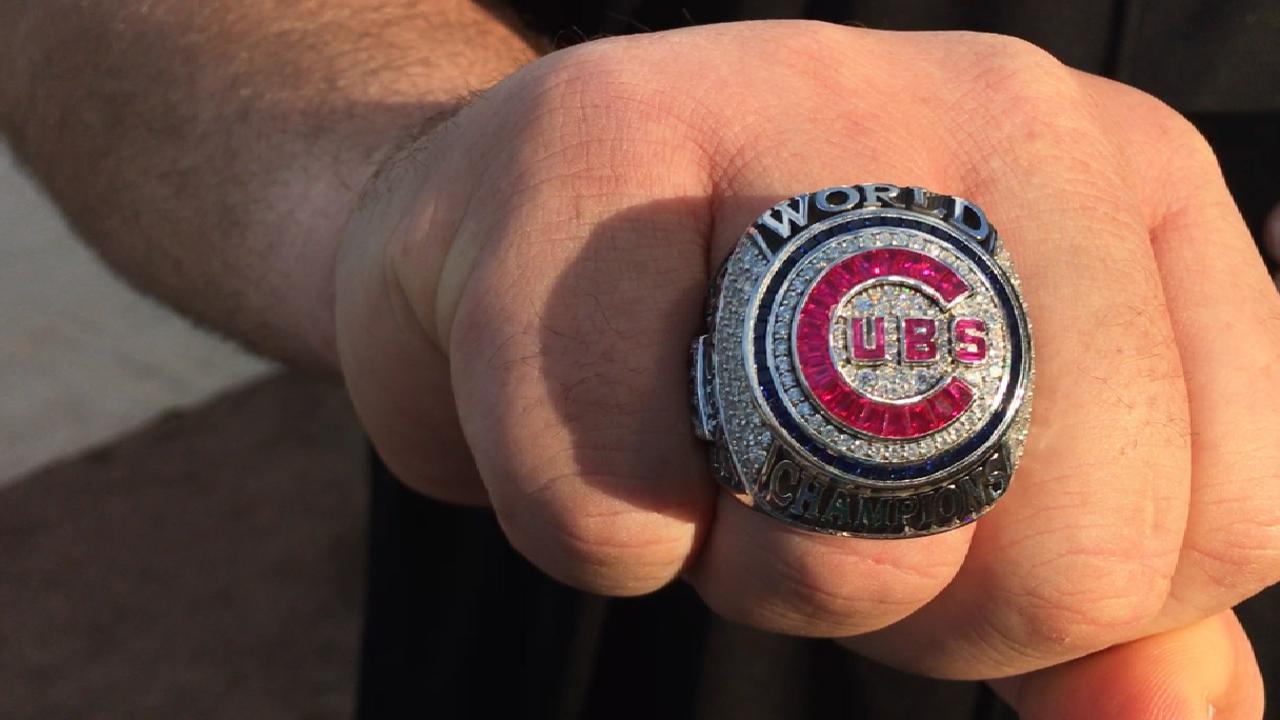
334, 19, 1276, 707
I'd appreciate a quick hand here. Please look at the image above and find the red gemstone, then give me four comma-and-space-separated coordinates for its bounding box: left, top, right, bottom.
809, 284, 839, 307
948, 378, 974, 406
845, 393, 869, 421
800, 364, 830, 386
831, 390, 859, 420
796, 336, 825, 356
815, 380, 841, 404
867, 249, 889, 276
846, 254, 873, 285
889, 251, 914, 276
882, 406, 911, 438
939, 277, 966, 301
807, 362, 834, 382
825, 264, 854, 292
857, 403, 888, 436
930, 393, 956, 421
797, 316, 827, 337
799, 305, 829, 326
907, 404, 939, 436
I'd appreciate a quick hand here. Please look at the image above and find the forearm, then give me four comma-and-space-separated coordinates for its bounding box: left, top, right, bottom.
0, 0, 541, 369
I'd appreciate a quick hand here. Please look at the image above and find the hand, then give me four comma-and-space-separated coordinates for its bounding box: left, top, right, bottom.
334, 21, 1275, 715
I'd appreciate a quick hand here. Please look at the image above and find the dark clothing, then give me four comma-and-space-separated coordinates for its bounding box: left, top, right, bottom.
357, 3, 1280, 718
358, 456, 1009, 720
504, 0, 1280, 114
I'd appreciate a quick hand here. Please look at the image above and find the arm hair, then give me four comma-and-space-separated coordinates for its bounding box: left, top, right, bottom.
0, 0, 542, 368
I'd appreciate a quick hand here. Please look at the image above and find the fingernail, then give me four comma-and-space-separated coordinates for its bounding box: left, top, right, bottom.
1208, 702, 1216, 719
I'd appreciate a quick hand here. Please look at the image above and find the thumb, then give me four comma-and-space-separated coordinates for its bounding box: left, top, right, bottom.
989, 610, 1264, 720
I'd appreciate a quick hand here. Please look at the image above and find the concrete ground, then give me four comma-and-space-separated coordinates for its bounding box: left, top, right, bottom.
0, 374, 366, 719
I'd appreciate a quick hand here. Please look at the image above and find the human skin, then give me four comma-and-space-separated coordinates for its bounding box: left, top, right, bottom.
3, 4, 1272, 717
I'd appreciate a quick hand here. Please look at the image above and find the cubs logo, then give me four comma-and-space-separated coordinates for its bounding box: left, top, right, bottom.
738, 185, 1029, 486
694, 184, 1033, 536
793, 246, 990, 440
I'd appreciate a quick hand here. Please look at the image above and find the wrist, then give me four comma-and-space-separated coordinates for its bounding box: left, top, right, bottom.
1, 0, 542, 373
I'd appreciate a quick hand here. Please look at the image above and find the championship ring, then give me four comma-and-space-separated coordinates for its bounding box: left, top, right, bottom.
691, 184, 1034, 537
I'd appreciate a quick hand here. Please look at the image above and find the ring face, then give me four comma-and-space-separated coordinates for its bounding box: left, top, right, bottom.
692, 184, 1034, 537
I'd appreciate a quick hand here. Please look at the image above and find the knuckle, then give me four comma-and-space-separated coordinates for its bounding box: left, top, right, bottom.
1139, 96, 1214, 163
529, 39, 702, 144
1187, 484, 1280, 596
1104, 85, 1223, 198
1137, 97, 1221, 185
779, 552, 954, 635
511, 37, 716, 193
507, 476, 696, 596
1165, 126, 1222, 191
932, 33, 1093, 181
536, 39, 643, 106
755, 19, 862, 63
707, 572, 871, 636
490, 441, 699, 596
989, 546, 1172, 660
708, 535, 961, 637
968, 32, 1071, 94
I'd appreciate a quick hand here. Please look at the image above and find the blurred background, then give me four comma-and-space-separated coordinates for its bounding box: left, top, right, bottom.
0, 145, 367, 719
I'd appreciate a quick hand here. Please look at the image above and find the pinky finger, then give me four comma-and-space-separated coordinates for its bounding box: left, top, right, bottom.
989, 610, 1264, 720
